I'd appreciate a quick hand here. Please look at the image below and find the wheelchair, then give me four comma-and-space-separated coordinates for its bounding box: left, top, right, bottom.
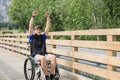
24, 56, 60, 80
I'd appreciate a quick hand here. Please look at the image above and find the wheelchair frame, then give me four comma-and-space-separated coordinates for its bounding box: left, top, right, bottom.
24, 56, 60, 80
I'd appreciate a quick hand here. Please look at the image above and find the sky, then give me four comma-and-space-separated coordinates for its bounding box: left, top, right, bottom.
0, 0, 11, 21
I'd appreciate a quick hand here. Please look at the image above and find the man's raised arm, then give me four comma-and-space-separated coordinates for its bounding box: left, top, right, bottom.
29, 11, 38, 36
44, 12, 50, 35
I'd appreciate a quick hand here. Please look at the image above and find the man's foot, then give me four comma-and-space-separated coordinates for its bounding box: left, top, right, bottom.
46, 75, 50, 80
50, 74, 56, 80
37, 71, 41, 78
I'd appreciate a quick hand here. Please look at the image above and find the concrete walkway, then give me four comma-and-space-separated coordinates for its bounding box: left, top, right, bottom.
0, 47, 72, 80
0, 48, 27, 80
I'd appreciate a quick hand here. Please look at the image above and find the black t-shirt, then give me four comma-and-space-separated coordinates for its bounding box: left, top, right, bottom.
28, 34, 47, 57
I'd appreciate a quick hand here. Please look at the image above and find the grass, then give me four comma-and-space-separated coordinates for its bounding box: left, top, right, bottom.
0, 29, 19, 34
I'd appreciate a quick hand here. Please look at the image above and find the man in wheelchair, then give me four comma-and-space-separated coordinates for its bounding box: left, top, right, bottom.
28, 11, 56, 80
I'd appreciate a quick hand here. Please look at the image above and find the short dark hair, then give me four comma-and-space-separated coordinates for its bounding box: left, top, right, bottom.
34, 25, 42, 30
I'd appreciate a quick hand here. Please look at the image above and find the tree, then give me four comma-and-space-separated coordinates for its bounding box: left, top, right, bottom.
8, 0, 120, 32
103, 0, 120, 28
8, 0, 64, 32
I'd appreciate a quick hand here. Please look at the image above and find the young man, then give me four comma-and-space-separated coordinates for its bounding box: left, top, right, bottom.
28, 11, 56, 80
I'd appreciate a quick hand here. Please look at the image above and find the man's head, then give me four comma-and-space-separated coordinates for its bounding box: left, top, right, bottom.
34, 25, 42, 35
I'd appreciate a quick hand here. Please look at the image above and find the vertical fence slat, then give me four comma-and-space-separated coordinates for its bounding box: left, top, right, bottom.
71, 35, 78, 73
107, 35, 116, 80
51, 35, 56, 48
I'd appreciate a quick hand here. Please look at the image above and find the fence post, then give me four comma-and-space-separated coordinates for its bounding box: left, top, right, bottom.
51, 35, 56, 48
107, 35, 116, 80
71, 35, 78, 73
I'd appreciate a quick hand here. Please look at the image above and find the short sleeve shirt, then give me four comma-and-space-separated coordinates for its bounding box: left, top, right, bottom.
28, 34, 47, 42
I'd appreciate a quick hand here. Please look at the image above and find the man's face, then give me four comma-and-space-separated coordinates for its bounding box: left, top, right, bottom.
34, 28, 42, 35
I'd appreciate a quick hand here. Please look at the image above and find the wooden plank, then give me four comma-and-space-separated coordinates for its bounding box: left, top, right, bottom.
0, 38, 28, 43
48, 29, 120, 36
57, 58, 73, 67
71, 40, 120, 51
74, 51, 120, 67
57, 58, 120, 80
46, 39, 70, 46
0, 43, 30, 55
0, 41, 29, 49
1, 29, 120, 37
73, 62, 120, 80
47, 39, 120, 51
51, 35, 56, 48
107, 35, 116, 80
71, 35, 78, 73
47, 48, 72, 57
0, 33, 27, 37
47, 48, 120, 67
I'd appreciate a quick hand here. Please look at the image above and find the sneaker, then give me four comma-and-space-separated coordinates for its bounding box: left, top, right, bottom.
46, 75, 50, 80
50, 74, 56, 80
37, 71, 41, 78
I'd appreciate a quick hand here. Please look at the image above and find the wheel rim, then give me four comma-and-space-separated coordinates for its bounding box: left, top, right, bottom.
24, 58, 35, 80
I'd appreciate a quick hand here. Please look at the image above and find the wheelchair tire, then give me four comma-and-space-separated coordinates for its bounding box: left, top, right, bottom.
24, 58, 35, 80
55, 65, 61, 80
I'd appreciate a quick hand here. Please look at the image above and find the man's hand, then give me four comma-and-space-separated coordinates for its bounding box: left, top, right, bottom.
32, 11, 38, 17
46, 11, 50, 18
29, 11, 38, 36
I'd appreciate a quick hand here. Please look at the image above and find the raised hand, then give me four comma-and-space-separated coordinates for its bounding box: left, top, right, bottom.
32, 11, 39, 17
46, 11, 50, 18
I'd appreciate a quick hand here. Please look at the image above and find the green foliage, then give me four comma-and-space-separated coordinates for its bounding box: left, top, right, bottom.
8, 0, 64, 32
62, 0, 93, 30
8, 0, 120, 32
103, 0, 120, 28
0, 22, 7, 28
0, 21, 17, 30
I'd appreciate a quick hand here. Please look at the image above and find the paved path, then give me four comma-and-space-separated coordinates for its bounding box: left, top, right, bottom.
0, 48, 27, 80
0, 48, 71, 80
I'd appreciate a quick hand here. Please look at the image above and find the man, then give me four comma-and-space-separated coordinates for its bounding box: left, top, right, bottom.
28, 11, 56, 80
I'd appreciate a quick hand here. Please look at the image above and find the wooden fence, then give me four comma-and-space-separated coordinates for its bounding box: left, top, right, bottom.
0, 29, 120, 80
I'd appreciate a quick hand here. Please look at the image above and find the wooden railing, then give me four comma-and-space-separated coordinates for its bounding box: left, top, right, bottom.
0, 29, 120, 80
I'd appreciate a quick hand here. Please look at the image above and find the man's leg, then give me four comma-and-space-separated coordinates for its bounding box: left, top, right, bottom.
46, 54, 56, 80
34, 54, 50, 80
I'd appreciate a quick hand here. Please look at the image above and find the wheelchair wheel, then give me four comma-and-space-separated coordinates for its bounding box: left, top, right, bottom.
24, 58, 35, 80
34, 62, 41, 80
55, 65, 62, 80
